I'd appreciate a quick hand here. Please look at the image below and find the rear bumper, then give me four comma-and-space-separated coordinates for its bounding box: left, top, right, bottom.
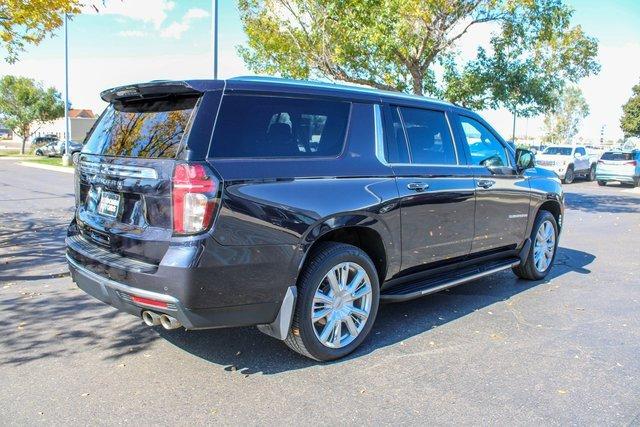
595, 173, 637, 183
68, 254, 282, 329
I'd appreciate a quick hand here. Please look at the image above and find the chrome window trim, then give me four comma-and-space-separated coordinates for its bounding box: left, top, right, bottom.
373, 104, 389, 166
444, 111, 460, 164
79, 160, 159, 179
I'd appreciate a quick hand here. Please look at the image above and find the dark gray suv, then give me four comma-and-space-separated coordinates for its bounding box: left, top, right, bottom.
67, 77, 563, 361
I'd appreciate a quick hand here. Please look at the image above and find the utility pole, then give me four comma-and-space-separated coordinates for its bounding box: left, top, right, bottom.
212, 0, 218, 79
511, 110, 517, 142
61, 13, 71, 166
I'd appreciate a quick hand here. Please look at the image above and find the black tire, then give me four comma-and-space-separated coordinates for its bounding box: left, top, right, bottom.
588, 164, 596, 181
284, 242, 380, 361
563, 166, 575, 184
633, 177, 640, 188
35, 149, 43, 156
513, 210, 559, 281
597, 180, 606, 186
72, 152, 80, 165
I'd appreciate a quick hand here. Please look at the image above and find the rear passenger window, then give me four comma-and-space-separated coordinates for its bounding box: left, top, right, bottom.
384, 107, 410, 163
398, 107, 457, 165
212, 96, 350, 158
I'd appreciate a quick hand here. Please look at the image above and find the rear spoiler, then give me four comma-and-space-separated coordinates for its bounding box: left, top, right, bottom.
100, 81, 203, 103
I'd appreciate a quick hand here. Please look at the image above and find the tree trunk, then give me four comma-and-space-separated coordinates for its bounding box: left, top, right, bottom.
409, 68, 424, 96
19, 125, 30, 155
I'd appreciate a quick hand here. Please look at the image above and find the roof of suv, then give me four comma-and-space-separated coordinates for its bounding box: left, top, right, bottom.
102, 76, 456, 110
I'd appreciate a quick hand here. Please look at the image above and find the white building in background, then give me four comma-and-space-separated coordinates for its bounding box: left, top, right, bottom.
34, 109, 98, 142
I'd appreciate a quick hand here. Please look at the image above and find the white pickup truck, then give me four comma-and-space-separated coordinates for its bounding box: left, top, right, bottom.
535, 145, 598, 184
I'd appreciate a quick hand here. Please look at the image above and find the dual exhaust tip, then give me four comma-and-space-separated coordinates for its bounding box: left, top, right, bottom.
142, 310, 182, 330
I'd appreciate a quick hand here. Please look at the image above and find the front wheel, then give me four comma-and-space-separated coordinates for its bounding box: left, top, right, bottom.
72, 152, 80, 165
597, 180, 606, 186
35, 149, 43, 156
563, 166, 575, 184
513, 210, 559, 280
285, 242, 380, 361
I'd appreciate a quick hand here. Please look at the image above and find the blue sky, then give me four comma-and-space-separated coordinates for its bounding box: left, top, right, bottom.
1, 0, 639, 141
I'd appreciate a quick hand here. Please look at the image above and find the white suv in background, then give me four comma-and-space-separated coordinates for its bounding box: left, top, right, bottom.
535, 145, 597, 183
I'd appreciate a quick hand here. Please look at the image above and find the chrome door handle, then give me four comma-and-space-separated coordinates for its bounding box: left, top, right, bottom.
477, 179, 496, 189
407, 182, 429, 192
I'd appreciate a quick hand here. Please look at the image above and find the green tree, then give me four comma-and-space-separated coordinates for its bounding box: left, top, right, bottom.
238, 0, 599, 134
542, 86, 589, 144
0, 75, 65, 154
0, 0, 82, 63
620, 81, 640, 137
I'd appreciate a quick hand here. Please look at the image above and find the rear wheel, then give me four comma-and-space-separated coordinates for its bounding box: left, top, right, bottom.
513, 210, 558, 280
633, 177, 640, 188
35, 149, 43, 156
588, 164, 596, 181
72, 152, 80, 165
285, 242, 380, 361
597, 180, 606, 186
563, 166, 575, 184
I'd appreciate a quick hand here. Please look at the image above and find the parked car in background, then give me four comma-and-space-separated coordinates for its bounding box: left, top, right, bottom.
31, 135, 59, 148
66, 77, 564, 361
596, 150, 640, 187
535, 145, 598, 184
35, 139, 83, 163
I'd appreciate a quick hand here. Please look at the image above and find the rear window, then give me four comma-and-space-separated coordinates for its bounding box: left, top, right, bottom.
83, 96, 198, 158
211, 95, 350, 158
601, 152, 634, 161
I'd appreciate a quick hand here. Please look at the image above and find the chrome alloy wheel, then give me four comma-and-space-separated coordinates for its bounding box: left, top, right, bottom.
312, 262, 373, 348
533, 220, 555, 272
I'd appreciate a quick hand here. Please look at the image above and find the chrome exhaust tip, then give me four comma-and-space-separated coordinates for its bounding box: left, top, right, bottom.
142, 310, 161, 327
159, 314, 182, 330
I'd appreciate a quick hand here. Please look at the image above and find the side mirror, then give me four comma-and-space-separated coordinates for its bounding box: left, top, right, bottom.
516, 148, 535, 172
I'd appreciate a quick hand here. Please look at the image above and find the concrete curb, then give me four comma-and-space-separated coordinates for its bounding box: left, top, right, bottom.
16, 161, 74, 174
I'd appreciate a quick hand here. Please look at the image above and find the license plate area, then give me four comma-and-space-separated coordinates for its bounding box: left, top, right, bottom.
97, 191, 122, 219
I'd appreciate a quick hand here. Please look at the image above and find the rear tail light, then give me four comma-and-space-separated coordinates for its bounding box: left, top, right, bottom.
624, 160, 637, 166
172, 163, 220, 235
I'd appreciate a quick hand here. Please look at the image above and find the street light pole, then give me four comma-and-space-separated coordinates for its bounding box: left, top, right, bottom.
62, 12, 71, 166
212, 0, 218, 79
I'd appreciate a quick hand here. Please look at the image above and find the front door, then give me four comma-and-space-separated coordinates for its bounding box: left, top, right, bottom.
382, 105, 476, 271
453, 114, 530, 254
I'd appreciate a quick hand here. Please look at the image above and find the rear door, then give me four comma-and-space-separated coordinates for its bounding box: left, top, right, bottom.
452, 114, 530, 254
382, 105, 476, 270
574, 146, 590, 172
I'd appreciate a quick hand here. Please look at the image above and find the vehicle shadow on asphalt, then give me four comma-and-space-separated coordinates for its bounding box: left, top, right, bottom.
564, 189, 640, 213
159, 246, 595, 375
0, 288, 160, 366
0, 211, 72, 282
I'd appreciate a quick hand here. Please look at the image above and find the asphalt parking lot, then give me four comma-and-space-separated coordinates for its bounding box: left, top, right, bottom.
1, 159, 639, 425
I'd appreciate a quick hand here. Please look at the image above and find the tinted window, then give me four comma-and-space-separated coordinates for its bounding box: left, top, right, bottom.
576, 147, 586, 156
459, 116, 508, 167
384, 107, 409, 163
601, 151, 634, 161
398, 107, 456, 165
83, 96, 197, 158
212, 96, 350, 158
542, 147, 572, 156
